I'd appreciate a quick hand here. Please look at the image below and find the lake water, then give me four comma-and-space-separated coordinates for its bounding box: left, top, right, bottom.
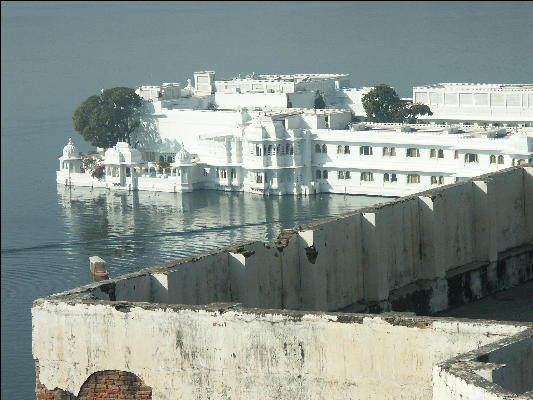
3, 2, 532, 398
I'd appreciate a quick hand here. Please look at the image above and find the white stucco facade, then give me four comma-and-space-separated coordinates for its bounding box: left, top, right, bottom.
413, 83, 533, 124
59, 71, 533, 196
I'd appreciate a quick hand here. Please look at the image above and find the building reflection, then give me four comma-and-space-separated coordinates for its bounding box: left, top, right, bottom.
56, 185, 382, 278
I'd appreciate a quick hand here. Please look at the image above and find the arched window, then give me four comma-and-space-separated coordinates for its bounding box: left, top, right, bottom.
345, 146, 350, 154
438, 176, 444, 184
431, 176, 437, 184
430, 149, 436, 158
406, 148, 420, 157
438, 149, 444, 158
360, 146, 373, 155
276, 144, 281, 154
360, 172, 373, 181
322, 144, 327, 153
384, 173, 390, 182
316, 170, 322, 179
383, 147, 390, 156
390, 147, 396, 156
337, 145, 344, 154
345, 171, 351, 179
490, 155, 496, 164
315, 144, 321, 153
464, 153, 479, 163
407, 174, 420, 184
323, 170, 328, 179
337, 171, 344, 179
498, 155, 504, 164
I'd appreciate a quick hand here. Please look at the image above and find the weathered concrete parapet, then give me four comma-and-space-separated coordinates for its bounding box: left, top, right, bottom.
32, 297, 532, 400
433, 328, 533, 400
52, 166, 533, 316
33, 165, 533, 399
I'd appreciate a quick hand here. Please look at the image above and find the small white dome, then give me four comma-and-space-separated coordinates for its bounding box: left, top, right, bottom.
63, 138, 81, 159
176, 144, 192, 162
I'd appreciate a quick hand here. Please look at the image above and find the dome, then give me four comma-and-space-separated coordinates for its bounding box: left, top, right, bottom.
173, 144, 193, 166
62, 138, 81, 159
177, 145, 191, 161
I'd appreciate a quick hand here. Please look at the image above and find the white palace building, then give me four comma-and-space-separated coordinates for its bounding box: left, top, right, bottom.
57, 71, 533, 197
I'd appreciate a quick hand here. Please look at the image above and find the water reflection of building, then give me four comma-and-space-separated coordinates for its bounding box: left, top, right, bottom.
57, 185, 380, 254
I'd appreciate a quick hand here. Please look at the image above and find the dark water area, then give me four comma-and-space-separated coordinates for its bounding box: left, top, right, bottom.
3, 2, 532, 398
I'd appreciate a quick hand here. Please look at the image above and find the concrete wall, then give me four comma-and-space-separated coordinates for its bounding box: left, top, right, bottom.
32, 299, 530, 400
433, 328, 533, 399
74, 166, 533, 314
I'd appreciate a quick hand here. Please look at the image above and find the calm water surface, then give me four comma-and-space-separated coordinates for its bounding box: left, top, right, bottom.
3, 2, 532, 398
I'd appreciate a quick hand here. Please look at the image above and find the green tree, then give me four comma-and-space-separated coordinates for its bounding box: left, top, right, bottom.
314, 91, 326, 109
399, 103, 433, 124
362, 84, 403, 123
73, 87, 144, 148
362, 84, 433, 123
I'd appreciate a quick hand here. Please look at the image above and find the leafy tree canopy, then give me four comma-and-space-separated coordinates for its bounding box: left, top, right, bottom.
314, 91, 326, 109
73, 87, 144, 148
362, 84, 433, 124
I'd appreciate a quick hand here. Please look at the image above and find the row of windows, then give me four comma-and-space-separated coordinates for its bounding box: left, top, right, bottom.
315, 144, 524, 165
215, 168, 237, 179
314, 171, 449, 185
253, 144, 294, 156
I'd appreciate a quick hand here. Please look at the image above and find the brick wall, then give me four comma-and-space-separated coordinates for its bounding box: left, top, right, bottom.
35, 361, 152, 400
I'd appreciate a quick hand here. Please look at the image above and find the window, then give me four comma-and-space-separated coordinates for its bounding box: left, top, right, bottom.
430, 149, 436, 158
323, 170, 328, 179
406, 148, 420, 157
337, 145, 344, 154
361, 172, 374, 181
360, 146, 373, 155
322, 144, 328, 153
345, 171, 351, 179
286, 144, 291, 154
438, 176, 444, 184
337, 171, 344, 179
290, 145, 294, 155
465, 153, 479, 163
431, 176, 437, 184
518, 159, 526, 166
454, 150, 459, 159
391, 173, 397, 182
407, 174, 420, 184
256, 173, 263, 183
267, 145, 272, 156
316, 170, 322, 179
345, 146, 350, 154
231, 169, 236, 179
383, 147, 395, 156
222, 169, 227, 178
498, 155, 504, 164
256, 145, 262, 156
384, 173, 389, 182
438, 149, 444, 158
276, 144, 281, 155
315, 144, 321, 153
490, 155, 496, 164
455, 177, 460, 183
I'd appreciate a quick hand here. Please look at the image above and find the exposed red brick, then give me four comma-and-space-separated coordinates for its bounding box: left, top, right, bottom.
35, 361, 152, 400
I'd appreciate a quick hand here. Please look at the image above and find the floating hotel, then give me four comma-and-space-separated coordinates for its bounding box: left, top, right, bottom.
57, 71, 533, 196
